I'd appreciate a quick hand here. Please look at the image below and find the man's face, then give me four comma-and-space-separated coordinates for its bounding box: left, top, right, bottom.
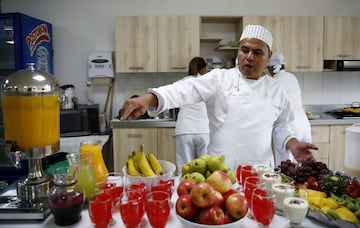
237, 38, 272, 80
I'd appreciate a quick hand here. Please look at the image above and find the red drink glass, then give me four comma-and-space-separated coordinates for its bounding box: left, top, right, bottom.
252, 187, 276, 227
241, 165, 259, 188
88, 192, 112, 228
119, 189, 145, 228
150, 179, 174, 199
146, 191, 170, 228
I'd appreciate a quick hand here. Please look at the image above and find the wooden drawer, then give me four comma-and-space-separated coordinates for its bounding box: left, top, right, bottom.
311, 126, 330, 142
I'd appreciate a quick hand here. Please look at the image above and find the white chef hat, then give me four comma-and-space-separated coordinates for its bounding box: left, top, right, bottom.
239, 25, 273, 50
268, 52, 286, 73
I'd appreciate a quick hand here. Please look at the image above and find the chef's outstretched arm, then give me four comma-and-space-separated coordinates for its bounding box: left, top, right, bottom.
286, 138, 318, 163
120, 93, 158, 120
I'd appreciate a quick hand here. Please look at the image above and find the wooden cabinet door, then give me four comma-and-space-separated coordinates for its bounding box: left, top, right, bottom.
324, 16, 360, 60
243, 16, 285, 53
311, 126, 330, 165
157, 128, 176, 166
157, 16, 200, 72
115, 16, 157, 73
284, 16, 323, 72
113, 128, 157, 171
329, 125, 351, 171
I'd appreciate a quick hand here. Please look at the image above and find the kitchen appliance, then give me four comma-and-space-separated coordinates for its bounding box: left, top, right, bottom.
0, 12, 53, 77
60, 103, 100, 137
60, 84, 76, 110
326, 102, 360, 119
0, 12, 54, 190
0, 63, 60, 220
344, 124, 360, 177
336, 60, 360, 71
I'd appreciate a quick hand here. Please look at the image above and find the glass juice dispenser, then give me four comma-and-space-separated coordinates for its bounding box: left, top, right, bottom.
0, 63, 60, 219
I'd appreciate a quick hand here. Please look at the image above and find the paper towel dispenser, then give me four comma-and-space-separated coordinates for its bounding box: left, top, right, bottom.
88, 51, 114, 78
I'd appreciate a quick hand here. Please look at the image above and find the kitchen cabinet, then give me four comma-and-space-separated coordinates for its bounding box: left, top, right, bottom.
112, 127, 176, 171
311, 126, 330, 165
283, 16, 324, 72
243, 16, 323, 72
242, 16, 285, 53
329, 125, 351, 172
157, 16, 200, 72
115, 16, 157, 72
115, 16, 199, 73
324, 16, 360, 60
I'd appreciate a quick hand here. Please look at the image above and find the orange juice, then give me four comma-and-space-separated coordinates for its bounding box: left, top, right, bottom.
2, 94, 60, 149
80, 140, 108, 182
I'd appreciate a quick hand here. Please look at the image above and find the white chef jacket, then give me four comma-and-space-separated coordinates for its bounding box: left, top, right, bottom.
148, 67, 296, 169
271, 70, 312, 164
175, 76, 210, 173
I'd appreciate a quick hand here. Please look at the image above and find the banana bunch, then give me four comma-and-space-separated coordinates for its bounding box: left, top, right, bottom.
126, 143, 164, 177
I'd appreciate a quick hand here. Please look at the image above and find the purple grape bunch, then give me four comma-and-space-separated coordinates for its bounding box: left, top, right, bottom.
276, 159, 330, 184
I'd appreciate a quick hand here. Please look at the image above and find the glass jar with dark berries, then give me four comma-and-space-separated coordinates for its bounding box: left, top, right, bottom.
48, 166, 85, 226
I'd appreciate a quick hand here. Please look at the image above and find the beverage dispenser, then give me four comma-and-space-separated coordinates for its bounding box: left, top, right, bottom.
1, 63, 60, 210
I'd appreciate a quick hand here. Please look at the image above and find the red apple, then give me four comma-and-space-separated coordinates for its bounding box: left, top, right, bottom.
175, 194, 199, 219
206, 170, 233, 194
190, 183, 216, 208
222, 189, 238, 201
225, 192, 248, 220
213, 190, 225, 208
177, 179, 196, 196
198, 206, 226, 225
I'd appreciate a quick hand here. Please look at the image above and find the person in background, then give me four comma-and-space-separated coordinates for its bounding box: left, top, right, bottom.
175, 57, 210, 173
267, 52, 312, 164
120, 25, 318, 169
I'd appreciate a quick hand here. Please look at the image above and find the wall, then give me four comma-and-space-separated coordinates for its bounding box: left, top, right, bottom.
2, 0, 360, 120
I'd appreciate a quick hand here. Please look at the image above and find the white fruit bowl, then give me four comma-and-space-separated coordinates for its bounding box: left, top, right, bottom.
176, 213, 245, 228
122, 160, 176, 189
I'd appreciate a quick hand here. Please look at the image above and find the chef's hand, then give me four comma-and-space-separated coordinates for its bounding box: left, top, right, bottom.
120, 93, 158, 120
286, 138, 318, 163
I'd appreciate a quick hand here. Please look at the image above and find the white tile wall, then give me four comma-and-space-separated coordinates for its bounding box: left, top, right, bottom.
113, 71, 360, 118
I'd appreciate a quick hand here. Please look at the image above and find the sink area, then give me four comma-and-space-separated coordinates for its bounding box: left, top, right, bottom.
110, 118, 176, 128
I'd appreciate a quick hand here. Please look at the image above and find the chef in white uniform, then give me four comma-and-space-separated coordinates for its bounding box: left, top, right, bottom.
267, 52, 312, 165
121, 25, 318, 169
175, 57, 210, 173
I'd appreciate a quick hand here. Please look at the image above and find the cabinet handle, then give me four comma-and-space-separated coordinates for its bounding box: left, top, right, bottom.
127, 133, 142, 138
129, 67, 144, 70
171, 66, 186, 70
337, 54, 351, 58
295, 66, 310, 69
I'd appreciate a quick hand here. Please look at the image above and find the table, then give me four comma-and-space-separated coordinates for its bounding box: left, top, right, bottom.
0, 177, 329, 228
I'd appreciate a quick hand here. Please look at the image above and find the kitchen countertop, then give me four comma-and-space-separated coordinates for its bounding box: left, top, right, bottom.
110, 114, 360, 128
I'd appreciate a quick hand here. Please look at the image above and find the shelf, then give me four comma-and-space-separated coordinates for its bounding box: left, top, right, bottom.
215, 46, 238, 51
200, 37, 222, 43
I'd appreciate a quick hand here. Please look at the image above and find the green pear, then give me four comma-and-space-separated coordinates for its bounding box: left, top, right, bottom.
205, 169, 212, 179
181, 163, 192, 175
189, 158, 207, 174
199, 154, 212, 163
207, 155, 225, 172
181, 173, 192, 181
190, 172, 206, 183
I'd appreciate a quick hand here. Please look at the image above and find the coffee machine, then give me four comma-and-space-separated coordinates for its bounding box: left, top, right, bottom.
0, 63, 60, 220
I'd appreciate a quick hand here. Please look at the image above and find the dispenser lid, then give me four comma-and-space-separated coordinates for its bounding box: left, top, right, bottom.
2, 63, 59, 95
